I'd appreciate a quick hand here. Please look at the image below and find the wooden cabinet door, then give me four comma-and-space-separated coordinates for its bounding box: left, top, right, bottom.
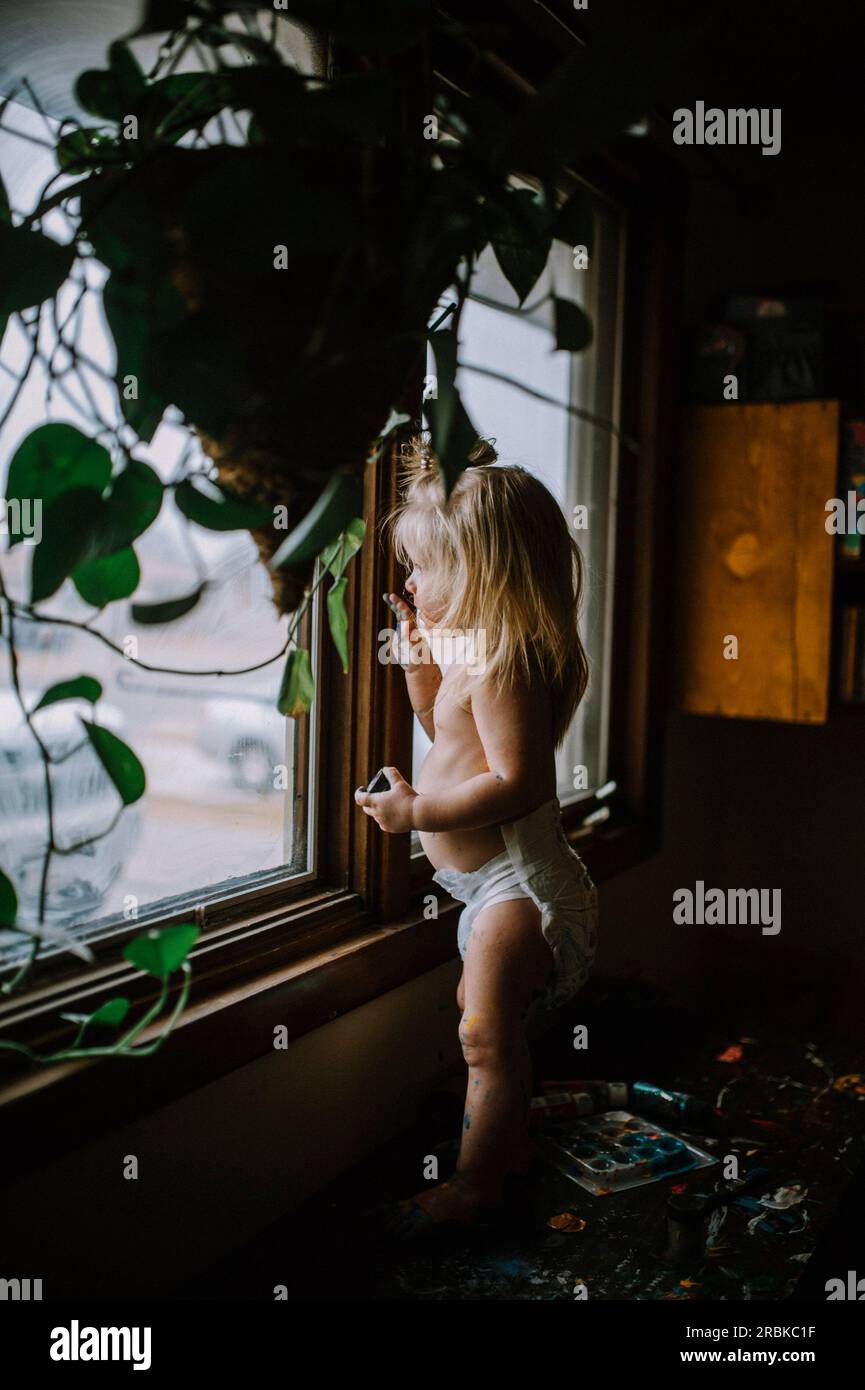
677, 400, 838, 723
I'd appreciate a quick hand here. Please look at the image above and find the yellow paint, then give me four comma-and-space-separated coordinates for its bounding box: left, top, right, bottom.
548, 1212, 586, 1233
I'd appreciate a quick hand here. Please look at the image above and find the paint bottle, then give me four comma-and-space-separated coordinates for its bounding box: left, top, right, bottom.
529, 1091, 595, 1127
630, 1081, 711, 1125
542, 1079, 628, 1110
663, 1192, 708, 1266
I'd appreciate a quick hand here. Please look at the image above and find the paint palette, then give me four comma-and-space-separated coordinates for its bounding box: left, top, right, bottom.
536, 1109, 717, 1196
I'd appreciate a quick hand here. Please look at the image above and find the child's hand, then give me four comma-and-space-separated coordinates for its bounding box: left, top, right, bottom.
354, 766, 418, 833
384, 592, 432, 669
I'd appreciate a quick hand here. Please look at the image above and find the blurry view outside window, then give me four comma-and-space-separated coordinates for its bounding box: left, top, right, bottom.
0, 23, 322, 964
410, 184, 625, 854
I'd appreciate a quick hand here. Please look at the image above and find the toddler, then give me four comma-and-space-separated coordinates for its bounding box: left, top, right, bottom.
354, 434, 598, 1237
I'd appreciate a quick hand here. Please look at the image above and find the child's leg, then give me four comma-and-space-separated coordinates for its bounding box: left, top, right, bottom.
455, 898, 552, 1199
410, 898, 552, 1224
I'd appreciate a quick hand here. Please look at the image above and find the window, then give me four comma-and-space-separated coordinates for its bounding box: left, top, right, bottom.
0, 22, 325, 975
410, 179, 626, 856
0, 5, 681, 1094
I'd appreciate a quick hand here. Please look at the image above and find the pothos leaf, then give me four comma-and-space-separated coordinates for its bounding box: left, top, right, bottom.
321, 517, 366, 581
131, 585, 205, 626
553, 297, 593, 352
34, 677, 103, 712
80, 720, 146, 805
123, 923, 200, 979
326, 576, 350, 673
277, 648, 315, 717
0, 869, 18, 926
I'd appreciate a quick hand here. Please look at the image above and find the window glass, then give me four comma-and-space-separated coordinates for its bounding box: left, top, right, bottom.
410, 187, 624, 850
0, 70, 319, 964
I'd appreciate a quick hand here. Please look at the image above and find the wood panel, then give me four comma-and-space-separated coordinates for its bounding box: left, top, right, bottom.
677, 400, 838, 723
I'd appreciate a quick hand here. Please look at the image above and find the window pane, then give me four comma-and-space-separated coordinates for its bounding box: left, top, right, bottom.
410, 187, 624, 851
0, 94, 318, 965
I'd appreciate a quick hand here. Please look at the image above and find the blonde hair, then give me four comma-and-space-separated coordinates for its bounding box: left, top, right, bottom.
381, 432, 590, 748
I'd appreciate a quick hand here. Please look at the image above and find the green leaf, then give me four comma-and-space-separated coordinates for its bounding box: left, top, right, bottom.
485, 187, 551, 305
6, 424, 112, 546
75, 41, 146, 122
0, 869, 18, 927
109, 41, 146, 101
123, 922, 200, 979
131, 585, 205, 625
31, 487, 106, 603
321, 517, 366, 581
270, 472, 364, 572
81, 720, 146, 805
73, 546, 140, 607
57, 127, 123, 174
326, 576, 350, 673
148, 72, 233, 143
61, 996, 131, 1029
553, 297, 594, 352
0, 222, 75, 316
103, 275, 187, 440
554, 187, 595, 257
175, 478, 272, 531
426, 329, 480, 498
101, 458, 164, 551
277, 648, 315, 718
34, 676, 103, 712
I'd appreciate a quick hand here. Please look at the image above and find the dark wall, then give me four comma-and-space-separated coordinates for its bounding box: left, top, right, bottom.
596, 137, 865, 1040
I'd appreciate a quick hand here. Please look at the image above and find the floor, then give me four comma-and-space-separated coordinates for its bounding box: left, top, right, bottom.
174, 978, 865, 1301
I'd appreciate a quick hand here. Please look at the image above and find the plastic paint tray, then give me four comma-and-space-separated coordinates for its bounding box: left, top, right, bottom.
536, 1109, 717, 1196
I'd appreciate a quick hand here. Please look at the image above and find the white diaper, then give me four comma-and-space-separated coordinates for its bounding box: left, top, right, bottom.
431, 797, 599, 1011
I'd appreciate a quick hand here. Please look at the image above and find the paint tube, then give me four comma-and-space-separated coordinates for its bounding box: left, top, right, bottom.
541, 1080, 628, 1110
529, 1092, 595, 1127
631, 1081, 712, 1125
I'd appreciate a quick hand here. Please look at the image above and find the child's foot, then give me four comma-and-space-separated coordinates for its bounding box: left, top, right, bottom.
373, 1176, 508, 1246
413, 1175, 506, 1224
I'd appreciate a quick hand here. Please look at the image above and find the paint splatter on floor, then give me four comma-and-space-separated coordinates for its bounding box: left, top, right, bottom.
175, 1016, 865, 1302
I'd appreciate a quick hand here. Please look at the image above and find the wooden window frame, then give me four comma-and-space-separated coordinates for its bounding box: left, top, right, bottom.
0, 37, 686, 1183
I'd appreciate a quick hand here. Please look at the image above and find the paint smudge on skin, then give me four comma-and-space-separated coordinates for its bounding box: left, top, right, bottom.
463, 1113, 472, 1130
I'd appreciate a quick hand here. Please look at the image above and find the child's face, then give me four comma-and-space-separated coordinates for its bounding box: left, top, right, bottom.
404, 558, 443, 625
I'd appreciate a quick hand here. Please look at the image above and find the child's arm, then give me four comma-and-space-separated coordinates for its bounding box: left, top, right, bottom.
411, 672, 548, 832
